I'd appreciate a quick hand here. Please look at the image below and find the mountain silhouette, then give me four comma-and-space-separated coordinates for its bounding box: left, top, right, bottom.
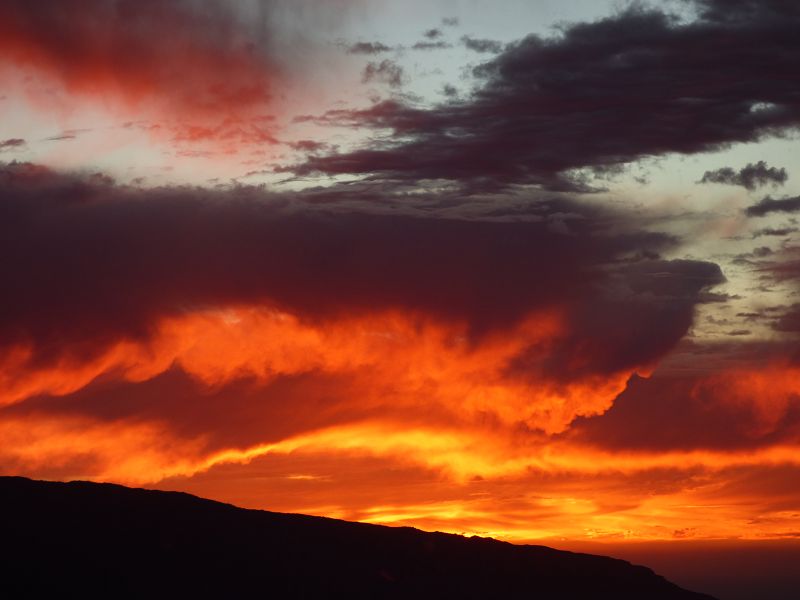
0, 476, 716, 599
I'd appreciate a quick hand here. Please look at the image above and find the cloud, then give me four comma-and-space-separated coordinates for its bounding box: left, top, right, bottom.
752, 249, 800, 337
43, 131, 81, 142
506, 259, 725, 383
288, 139, 329, 153
0, 160, 731, 511
700, 161, 788, 190
442, 84, 458, 98
0, 0, 281, 118
1, 155, 795, 544
752, 226, 798, 238
289, 2, 800, 191
692, 0, 800, 22
158, 444, 800, 545
411, 41, 451, 51
0, 138, 25, 152
5, 0, 799, 547
772, 304, 800, 333
746, 195, 800, 217
760, 245, 800, 279
362, 59, 405, 87
461, 36, 503, 53
0, 162, 724, 431
572, 358, 800, 452
347, 41, 393, 55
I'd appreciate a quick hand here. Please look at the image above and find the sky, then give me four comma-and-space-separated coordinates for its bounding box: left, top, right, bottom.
2, 1, 800, 597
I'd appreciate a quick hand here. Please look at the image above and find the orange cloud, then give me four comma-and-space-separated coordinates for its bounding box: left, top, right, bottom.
693, 363, 800, 437
0, 306, 633, 433
0, 414, 208, 484
0, 163, 751, 547
144, 431, 800, 543
5, 322, 800, 544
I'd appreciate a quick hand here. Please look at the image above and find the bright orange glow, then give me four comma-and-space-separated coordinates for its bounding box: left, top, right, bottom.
0, 415, 209, 483
184, 422, 800, 485
0, 306, 632, 433
3, 309, 800, 545
149, 423, 800, 542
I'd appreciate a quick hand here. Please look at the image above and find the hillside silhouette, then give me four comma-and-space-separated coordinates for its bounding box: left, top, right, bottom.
0, 476, 716, 599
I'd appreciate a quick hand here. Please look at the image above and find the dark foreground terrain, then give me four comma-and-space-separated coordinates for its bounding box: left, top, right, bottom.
0, 476, 715, 599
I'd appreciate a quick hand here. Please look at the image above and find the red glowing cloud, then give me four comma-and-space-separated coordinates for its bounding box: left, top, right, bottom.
0, 0, 278, 117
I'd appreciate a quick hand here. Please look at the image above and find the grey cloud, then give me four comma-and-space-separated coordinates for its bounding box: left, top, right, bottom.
700, 161, 788, 190
289, 2, 800, 193
461, 36, 502, 53
347, 41, 393, 55
0, 139, 25, 152
362, 60, 405, 88
746, 196, 800, 217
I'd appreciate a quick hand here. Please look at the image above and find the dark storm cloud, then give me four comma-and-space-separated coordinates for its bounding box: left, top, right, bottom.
690, 0, 800, 22
507, 259, 725, 382
700, 161, 788, 190
461, 36, 503, 53
0, 162, 721, 381
288, 1, 800, 191
746, 195, 800, 217
362, 59, 404, 87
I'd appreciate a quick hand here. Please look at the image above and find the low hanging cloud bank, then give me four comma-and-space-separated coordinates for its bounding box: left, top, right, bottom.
0, 161, 724, 484
0, 162, 721, 376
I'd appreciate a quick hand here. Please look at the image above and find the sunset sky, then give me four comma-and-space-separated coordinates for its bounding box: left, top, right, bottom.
2, 1, 800, 595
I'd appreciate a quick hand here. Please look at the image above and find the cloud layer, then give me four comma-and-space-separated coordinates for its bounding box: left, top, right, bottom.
700, 161, 788, 190
3, 0, 800, 550
0, 0, 281, 117
0, 161, 729, 509
291, 1, 800, 191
